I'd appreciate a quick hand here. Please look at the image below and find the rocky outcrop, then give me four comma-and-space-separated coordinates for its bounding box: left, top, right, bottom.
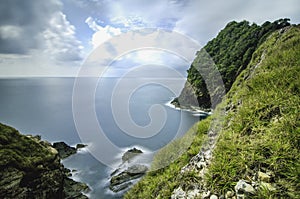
109, 148, 148, 192
110, 165, 148, 192
0, 123, 89, 199
52, 142, 87, 159
121, 147, 143, 162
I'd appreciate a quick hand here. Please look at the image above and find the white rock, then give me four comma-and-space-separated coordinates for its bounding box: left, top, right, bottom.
196, 161, 206, 169
171, 187, 186, 199
225, 191, 234, 198
210, 194, 218, 199
202, 190, 211, 198
187, 189, 200, 199
235, 180, 256, 195
258, 171, 271, 182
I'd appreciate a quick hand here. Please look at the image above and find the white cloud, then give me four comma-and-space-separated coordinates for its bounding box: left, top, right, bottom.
85, 17, 121, 48
43, 12, 83, 62
174, 0, 300, 44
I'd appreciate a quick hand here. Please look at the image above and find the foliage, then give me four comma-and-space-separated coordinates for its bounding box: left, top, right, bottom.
206, 25, 300, 197
175, 18, 291, 109
0, 123, 56, 171
126, 23, 300, 198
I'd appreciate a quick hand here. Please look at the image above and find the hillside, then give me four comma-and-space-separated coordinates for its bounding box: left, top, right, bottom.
172, 19, 290, 109
0, 123, 89, 198
125, 23, 300, 198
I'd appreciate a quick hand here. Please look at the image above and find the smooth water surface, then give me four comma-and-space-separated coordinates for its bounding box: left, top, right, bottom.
0, 77, 200, 198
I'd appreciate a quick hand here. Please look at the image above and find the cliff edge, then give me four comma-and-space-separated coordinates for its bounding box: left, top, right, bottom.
0, 123, 89, 199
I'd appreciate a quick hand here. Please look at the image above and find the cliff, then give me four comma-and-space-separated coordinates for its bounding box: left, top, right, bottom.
0, 123, 89, 199
172, 19, 290, 109
125, 23, 300, 198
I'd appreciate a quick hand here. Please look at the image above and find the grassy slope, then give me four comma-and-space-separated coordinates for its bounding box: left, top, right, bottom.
0, 123, 57, 170
126, 26, 300, 198
206, 25, 300, 198
125, 118, 211, 198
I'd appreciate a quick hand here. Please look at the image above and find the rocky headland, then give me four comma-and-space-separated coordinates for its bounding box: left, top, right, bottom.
0, 123, 90, 199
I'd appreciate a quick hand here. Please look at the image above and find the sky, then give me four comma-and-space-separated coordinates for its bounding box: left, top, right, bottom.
0, 0, 299, 77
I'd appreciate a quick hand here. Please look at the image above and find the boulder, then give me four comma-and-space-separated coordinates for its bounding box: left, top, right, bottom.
110, 182, 133, 193
171, 187, 186, 199
122, 147, 143, 162
225, 190, 234, 198
110, 164, 148, 188
76, 144, 87, 150
110, 164, 148, 192
53, 142, 76, 159
235, 180, 255, 198
210, 195, 218, 199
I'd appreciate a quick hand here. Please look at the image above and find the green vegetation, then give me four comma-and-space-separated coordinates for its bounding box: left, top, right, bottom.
0, 123, 57, 171
125, 118, 211, 198
0, 123, 89, 198
126, 23, 300, 198
174, 19, 290, 109
206, 25, 300, 198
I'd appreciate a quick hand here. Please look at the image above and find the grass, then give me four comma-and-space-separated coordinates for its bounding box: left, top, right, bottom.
0, 123, 57, 171
124, 118, 211, 199
125, 25, 300, 198
206, 25, 300, 198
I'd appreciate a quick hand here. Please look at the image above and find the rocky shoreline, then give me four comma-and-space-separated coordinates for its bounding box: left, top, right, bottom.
168, 98, 212, 116
0, 123, 90, 199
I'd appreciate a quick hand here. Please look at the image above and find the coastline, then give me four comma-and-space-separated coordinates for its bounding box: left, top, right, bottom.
164, 97, 212, 117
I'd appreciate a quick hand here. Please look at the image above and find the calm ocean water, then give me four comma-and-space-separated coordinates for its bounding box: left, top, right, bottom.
0, 77, 200, 198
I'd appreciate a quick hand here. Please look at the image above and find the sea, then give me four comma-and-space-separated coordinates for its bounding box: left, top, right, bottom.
0, 77, 202, 198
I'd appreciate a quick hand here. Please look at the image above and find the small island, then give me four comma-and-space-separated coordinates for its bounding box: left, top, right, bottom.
109, 147, 148, 193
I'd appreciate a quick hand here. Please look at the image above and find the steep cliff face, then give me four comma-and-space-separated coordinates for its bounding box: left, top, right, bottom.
0, 123, 89, 199
173, 19, 290, 109
125, 24, 300, 198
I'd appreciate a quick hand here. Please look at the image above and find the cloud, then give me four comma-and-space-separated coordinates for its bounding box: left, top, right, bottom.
43, 12, 83, 62
0, 0, 83, 62
85, 17, 121, 48
174, 0, 300, 44
81, 0, 300, 46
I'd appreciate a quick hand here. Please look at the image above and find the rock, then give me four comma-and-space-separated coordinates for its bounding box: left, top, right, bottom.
53, 142, 76, 159
122, 147, 143, 162
210, 194, 218, 199
76, 143, 87, 150
219, 195, 225, 199
187, 189, 200, 198
110, 182, 133, 192
0, 123, 90, 199
202, 190, 211, 198
47, 146, 59, 155
126, 164, 148, 174
171, 187, 186, 199
258, 171, 271, 182
235, 180, 256, 198
64, 178, 90, 199
110, 164, 148, 192
225, 190, 234, 198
